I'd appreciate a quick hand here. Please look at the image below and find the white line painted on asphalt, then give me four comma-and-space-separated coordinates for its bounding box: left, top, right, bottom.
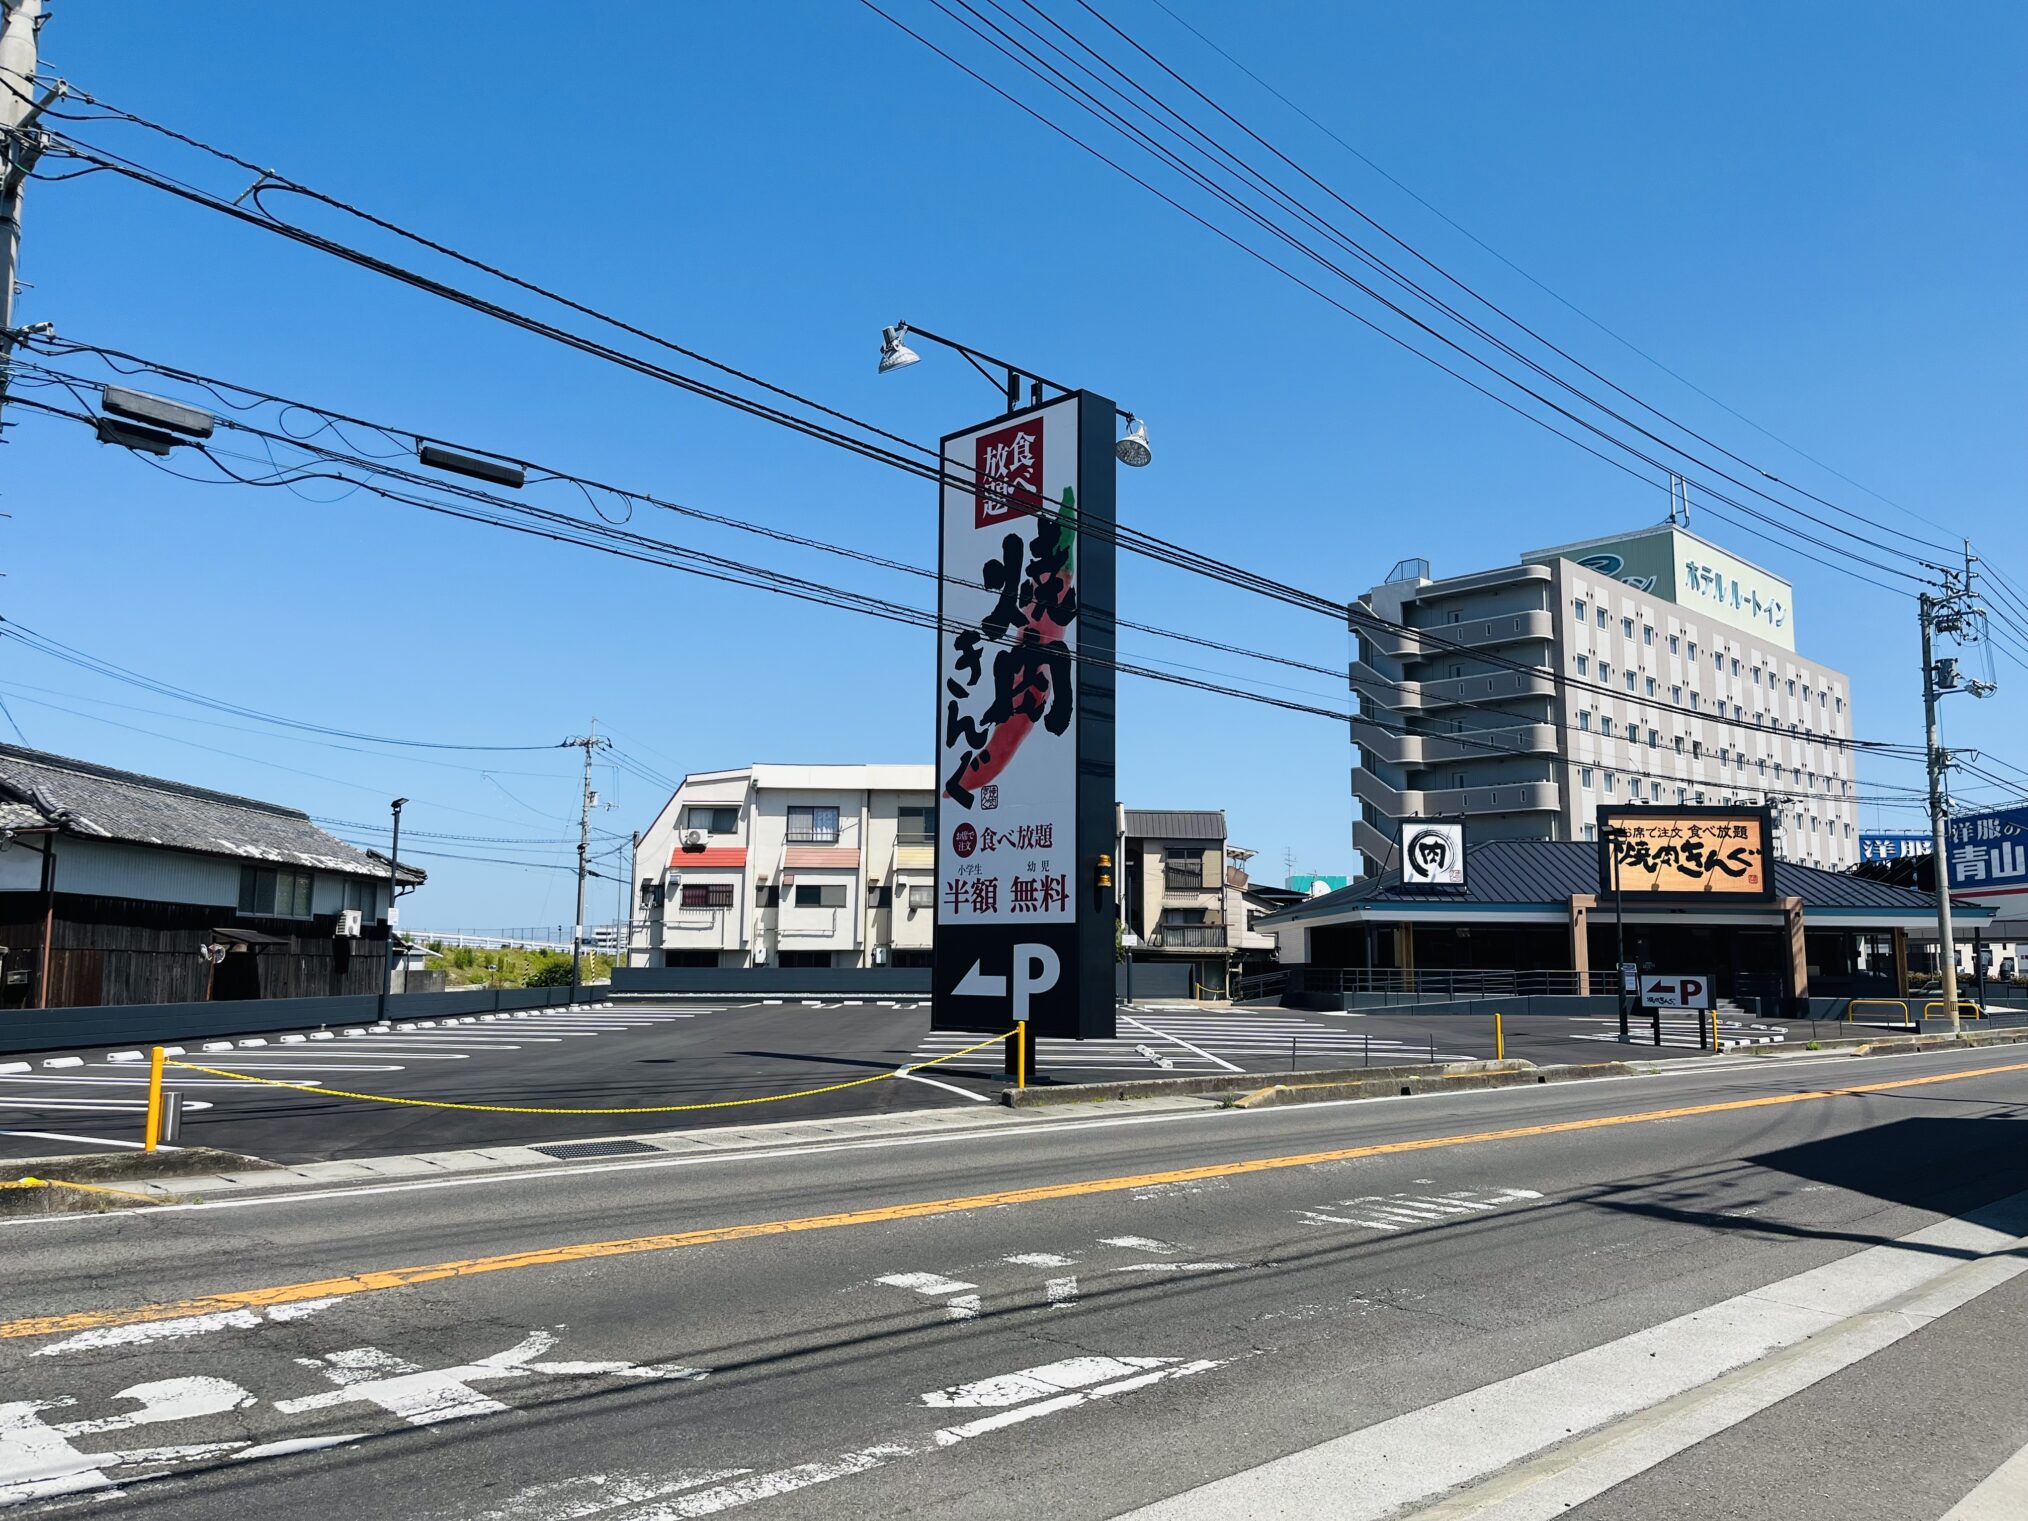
1114, 1262, 1243, 1273
1004, 1252, 1075, 1267
1101, 1236, 1180, 1254
928, 1358, 1225, 1446
35, 1298, 340, 1355
1123, 1016, 1244, 1073
875, 1272, 977, 1297
0, 1129, 178, 1150
1122, 1189, 2028, 1520
893, 1069, 991, 1102
1942, 1436, 2028, 1521
1046, 1275, 1078, 1308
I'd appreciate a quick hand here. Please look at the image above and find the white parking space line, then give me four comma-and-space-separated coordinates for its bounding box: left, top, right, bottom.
1, 1128, 174, 1150
1124, 1015, 1243, 1073
895, 1070, 992, 1103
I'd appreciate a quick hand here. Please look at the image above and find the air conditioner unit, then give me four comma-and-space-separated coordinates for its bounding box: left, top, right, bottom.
681, 829, 705, 850
335, 909, 363, 937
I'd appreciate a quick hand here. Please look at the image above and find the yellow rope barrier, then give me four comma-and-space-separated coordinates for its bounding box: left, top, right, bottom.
162, 1028, 1019, 1116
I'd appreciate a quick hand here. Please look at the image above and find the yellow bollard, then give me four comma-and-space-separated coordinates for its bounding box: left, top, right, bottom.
143, 1045, 165, 1153
1016, 1023, 1027, 1090
1494, 1012, 1504, 1062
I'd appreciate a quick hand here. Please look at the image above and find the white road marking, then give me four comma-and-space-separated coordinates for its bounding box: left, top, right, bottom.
1115, 1262, 1243, 1273
945, 1294, 981, 1321
923, 1355, 1172, 1408
928, 1357, 1225, 1446
630, 1446, 909, 1518
1004, 1252, 1075, 1267
38, 1058, 82, 1070
893, 1069, 990, 1102
1046, 1275, 1079, 1308
1101, 1236, 1180, 1254
1122, 1189, 2028, 1520
1942, 1436, 2028, 1520
1293, 1188, 1544, 1235
1125, 1016, 1244, 1072
876, 1272, 977, 1296
0, 1376, 257, 1502
35, 1298, 340, 1356
0, 1129, 178, 1150
275, 1331, 707, 1426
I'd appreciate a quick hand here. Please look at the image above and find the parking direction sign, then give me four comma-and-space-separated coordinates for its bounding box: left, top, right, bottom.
1639, 975, 1711, 1010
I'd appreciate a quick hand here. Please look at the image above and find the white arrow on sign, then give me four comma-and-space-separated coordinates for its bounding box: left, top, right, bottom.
951, 943, 1061, 1022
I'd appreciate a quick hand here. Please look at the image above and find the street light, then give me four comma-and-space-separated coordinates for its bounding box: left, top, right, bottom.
876, 319, 1152, 464
378, 797, 407, 1022
877, 324, 921, 373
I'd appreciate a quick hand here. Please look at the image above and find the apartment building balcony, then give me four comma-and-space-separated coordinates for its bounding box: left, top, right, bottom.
1413, 779, 1562, 815
1353, 816, 1395, 871
1352, 767, 1421, 818
1148, 924, 1228, 949
1419, 723, 1559, 764
1419, 609, 1555, 652
1351, 714, 1420, 767
1417, 669, 1556, 710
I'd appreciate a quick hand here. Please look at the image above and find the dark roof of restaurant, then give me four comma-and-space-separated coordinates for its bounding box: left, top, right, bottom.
0, 744, 416, 881
1123, 809, 1226, 841
1257, 837, 1972, 926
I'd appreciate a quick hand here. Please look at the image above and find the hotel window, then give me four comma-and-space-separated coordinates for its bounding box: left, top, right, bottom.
1687, 641, 1698, 660
1690, 692, 1700, 711
1648, 728, 1660, 748
1601, 717, 1615, 738
1596, 607, 1608, 629
1752, 667, 1762, 685
1673, 736, 1684, 753
1787, 679, 1797, 697
1624, 671, 1636, 692
1676, 787, 1688, 803
1642, 626, 1654, 646
1731, 658, 1741, 676
1582, 823, 1596, 842
1575, 654, 1589, 676
1599, 662, 1611, 682
1573, 598, 1586, 622
1668, 634, 1680, 654
1578, 711, 1591, 732
1579, 766, 1594, 787
1692, 740, 1703, 757
1645, 676, 1657, 697
1670, 685, 1682, 704
1621, 617, 1634, 638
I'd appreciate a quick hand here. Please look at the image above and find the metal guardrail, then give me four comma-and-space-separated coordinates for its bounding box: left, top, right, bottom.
1847, 998, 1911, 1024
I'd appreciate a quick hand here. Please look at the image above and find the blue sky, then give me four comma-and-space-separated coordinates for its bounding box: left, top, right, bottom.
7, 1, 2024, 926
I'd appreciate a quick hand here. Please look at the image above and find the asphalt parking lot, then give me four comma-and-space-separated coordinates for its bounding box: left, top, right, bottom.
0, 999, 1801, 1165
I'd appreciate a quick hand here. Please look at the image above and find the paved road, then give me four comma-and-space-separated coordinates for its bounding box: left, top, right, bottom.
1, 1044, 2023, 1517
0, 1000, 1782, 1164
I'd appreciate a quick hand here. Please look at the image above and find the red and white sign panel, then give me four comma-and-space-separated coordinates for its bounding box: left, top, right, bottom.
1639, 975, 1711, 1010
936, 395, 1080, 929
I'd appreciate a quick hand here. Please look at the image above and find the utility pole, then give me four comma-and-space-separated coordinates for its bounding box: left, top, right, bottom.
562, 723, 610, 1003
0, 0, 49, 424
1920, 593, 1962, 1035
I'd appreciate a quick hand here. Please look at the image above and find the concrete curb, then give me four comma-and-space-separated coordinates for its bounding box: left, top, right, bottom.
1229, 1061, 1641, 1110
998, 1058, 1534, 1109
1744, 1027, 2028, 1060
0, 1147, 277, 1215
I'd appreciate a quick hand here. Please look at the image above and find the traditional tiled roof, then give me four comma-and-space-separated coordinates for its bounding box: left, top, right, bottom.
0, 744, 414, 881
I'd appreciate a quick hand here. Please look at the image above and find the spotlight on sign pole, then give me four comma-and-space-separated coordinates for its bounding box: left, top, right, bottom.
1114, 414, 1152, 468
877, 323, 921, 374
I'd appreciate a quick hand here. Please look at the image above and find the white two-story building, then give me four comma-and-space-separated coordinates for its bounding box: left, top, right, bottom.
626, 764, 936, 970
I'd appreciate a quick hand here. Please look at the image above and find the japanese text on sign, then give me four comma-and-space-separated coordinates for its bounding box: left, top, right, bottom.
1601, 810, 1772, 898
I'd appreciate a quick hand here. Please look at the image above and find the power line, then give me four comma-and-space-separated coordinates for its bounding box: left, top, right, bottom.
863, 0, 1944, 589
18, 341, 1914, 758
1138, 0, 1957, 548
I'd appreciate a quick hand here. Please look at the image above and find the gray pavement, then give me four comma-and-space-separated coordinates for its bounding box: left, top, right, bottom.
0, 1043, 2023, 1517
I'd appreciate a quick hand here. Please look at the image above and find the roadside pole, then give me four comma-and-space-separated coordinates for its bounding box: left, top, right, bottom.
0, 0, 47, 426
142, 1045, 164, 1153
561, 724, 610, 1004
378, 797, 406, 1023
1919, 594, 1962, 1036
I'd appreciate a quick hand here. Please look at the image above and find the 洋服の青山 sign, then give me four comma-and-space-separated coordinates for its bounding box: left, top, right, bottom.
933, 393, 1117, 1041
1597, 807, 1775, 901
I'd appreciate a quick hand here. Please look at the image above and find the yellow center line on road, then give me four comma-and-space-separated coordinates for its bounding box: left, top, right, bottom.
4, 1058, 2026, 1344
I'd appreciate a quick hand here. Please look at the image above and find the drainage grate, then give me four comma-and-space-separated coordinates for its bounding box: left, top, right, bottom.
530, 1138, 661, 1160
